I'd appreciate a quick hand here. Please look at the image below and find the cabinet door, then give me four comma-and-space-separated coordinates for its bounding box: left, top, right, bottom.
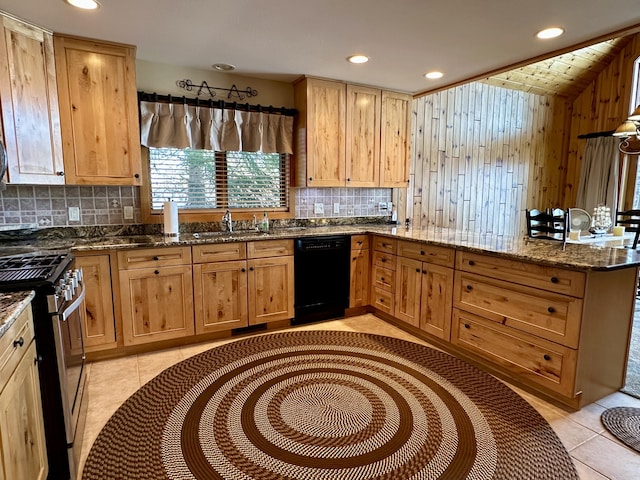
0, 342, 48, 480
346, 85, 380, 187
248, 256, 294, 325
54, 35, 141, 185
380, 91, 411, 187
420, 263, 454, 341
0, 16, 63, 184
394, 256, 422, 327
349, 248, 370, 307
193, 261, 248, 333
119, 265, 194, 345
301, 78, 346, 186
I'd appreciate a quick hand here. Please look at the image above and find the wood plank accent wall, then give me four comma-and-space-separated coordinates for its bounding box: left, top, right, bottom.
565, 34, 640, 208
400, 83, 570, 235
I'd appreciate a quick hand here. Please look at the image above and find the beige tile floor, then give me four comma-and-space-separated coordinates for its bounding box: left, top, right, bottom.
77, 314, 640, 479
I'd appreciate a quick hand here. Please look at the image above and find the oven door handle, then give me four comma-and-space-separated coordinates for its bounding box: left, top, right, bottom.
56, 281, 86, 322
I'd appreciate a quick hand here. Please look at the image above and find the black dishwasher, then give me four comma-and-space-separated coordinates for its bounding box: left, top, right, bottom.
293, 235, 351, 324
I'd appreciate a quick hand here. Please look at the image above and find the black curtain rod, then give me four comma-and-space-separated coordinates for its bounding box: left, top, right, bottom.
577, 130, 615, 139
137, 91, 297, 117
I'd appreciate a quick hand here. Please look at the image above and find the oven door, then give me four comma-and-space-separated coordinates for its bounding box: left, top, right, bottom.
51, 279, 87, 447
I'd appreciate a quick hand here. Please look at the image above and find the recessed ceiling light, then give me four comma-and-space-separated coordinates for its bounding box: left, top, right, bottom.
347, 55, 369, 64
536, 27, 564, 39
212, 63, 236, 72
424, 71, 444, 80
63, 0, 100, 10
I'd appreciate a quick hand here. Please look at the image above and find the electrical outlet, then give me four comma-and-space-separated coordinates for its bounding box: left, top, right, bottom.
378, 202, 388, 211
123, 206, 134, 219
68, 206, 80, 222
333, 203, 340, 214
387, 201, 393, 211
314, 203, 324, 214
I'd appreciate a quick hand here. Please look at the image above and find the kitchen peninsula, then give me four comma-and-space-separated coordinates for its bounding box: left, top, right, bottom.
1, 224, 639, 410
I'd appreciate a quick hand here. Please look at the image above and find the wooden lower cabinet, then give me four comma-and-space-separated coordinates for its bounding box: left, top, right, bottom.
248, 256, 294, 325
0, 304, 47, 480
75, 254, 117, 352
193, 260, 248, 333
119, 265, 194, 346
350, 235, 370, 308
395, 256, 453, 340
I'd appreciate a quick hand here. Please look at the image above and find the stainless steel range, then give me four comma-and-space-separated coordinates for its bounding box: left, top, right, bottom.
0, 251, 87, 480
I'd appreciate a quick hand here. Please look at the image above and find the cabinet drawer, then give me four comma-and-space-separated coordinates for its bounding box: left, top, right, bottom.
397, 240, 454, 267
351, 235, 370, 251
372, 236, 396, 254
372, 265, 395, 291
193, 243, 247, 263
452, 309, 578, 398
372, 251, 396, 270
456, 251, 585, 297
454, 271, 582, 348
371, 287, 394, 315
247, 239, 293, 258
0, 305, 35, 391
117, 247, 191, 269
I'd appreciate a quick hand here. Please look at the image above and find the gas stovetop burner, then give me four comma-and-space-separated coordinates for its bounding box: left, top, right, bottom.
0, 251, 72, 285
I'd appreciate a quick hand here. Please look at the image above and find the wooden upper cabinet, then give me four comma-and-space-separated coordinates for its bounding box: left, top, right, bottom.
346, 85, 380, 187
53, 34, 142, 185
0, 15, 64, 184
380, 90, 411, 187
294, 77, 346, 186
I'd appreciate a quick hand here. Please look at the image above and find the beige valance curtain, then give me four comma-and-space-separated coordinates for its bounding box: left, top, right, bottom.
139, 101, 294, 154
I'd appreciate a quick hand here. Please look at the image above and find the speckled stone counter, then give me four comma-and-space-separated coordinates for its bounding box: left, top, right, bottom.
1, 224, 640, 271
0, 291, 35, 340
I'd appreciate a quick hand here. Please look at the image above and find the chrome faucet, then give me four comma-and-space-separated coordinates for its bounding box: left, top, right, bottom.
222, 209, 233, 233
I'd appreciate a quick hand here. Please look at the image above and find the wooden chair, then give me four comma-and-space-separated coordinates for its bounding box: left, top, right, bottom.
526, 208, 568, 244
615, 209, 640, 249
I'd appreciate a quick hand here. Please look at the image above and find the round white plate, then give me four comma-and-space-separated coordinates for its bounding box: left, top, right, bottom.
569, 208, 591, 232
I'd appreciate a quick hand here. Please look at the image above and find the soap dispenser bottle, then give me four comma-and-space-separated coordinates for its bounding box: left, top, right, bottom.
261, 211, 269, 232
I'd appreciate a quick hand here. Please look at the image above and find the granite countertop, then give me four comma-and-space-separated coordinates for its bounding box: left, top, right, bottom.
0, 291, 35, 340
0, 224, 639, 271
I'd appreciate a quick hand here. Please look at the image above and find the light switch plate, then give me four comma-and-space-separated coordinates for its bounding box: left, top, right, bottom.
68, 206, 80, 222
333, 203, 340, 214
123, 206, 134, 219
314, 203, 324, 214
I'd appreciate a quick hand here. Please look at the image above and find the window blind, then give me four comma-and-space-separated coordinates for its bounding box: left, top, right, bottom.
149, 148, 290, 211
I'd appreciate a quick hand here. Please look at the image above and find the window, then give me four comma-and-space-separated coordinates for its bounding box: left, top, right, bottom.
147, 147, 290, 213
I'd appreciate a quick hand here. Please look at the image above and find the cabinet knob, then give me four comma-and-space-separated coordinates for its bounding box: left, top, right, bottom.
465, 285, 473, 291
381, 258, 386, 263
309, 177, 313, 181
347, 178, 351, 182
543, 354, 551, 361
547, 306, 555, 313
381, 277, 385, 282
379, 298, 384, 303
422, 270, 427, 274
134, 173, 140, 179
420, 250, 425, 255
241, 268, 246, 272
468, 260, 475, 266
353, 257, 357, 261
56, 171, 65, 176
13, 337, 24, 348
250, 267, 254, 271
153, 256, 159, 261
550, 277, 559, 284
464, 323, 470, 329
34, 355, 42, 365
415, 268, 420, 273
154, 270, 160, 275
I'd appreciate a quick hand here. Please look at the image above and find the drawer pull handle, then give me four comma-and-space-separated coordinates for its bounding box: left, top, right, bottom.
381, 277, 385, 282
357, 241, 363, 245
420, 250, 425, 255
466, 285, 473, 291
543, 354, 551, 361
154, 270, 160, 275
464, 324, 470, 329
13, 337, 24, 348
381, 258, 386, 263
379, 298, 384, 303
353, 257, 357, 261
153, 256, 159, 261
550, 277, 559, 284
547, 306, 555, 313
468, 260, 475, 266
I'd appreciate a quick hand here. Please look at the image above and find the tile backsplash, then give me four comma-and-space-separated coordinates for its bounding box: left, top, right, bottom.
0, 185, 391, 227
0, 185, 141, 227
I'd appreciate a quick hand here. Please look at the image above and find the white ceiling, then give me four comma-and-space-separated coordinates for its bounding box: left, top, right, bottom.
1, 0, 639, 94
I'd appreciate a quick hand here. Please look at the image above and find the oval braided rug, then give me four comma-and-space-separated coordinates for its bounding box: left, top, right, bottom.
601, 407, 640, 453
82, 331, 578, 480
